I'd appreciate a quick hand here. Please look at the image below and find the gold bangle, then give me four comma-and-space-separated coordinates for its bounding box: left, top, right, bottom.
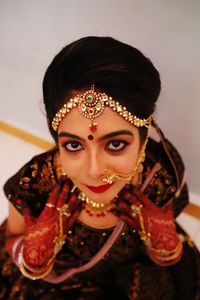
137, 209, 183, 261
19, 203, 68, 278
18, 247, 54, 280
149, 236, 183, 261
19, 261, 54, 280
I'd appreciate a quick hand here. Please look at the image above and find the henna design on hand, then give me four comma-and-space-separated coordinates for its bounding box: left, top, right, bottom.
23, 178, 83, 268
111, 184, 180, 256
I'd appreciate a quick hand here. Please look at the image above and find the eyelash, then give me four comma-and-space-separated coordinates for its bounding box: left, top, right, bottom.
61, 140, 129, 153
106, 140, 129, 152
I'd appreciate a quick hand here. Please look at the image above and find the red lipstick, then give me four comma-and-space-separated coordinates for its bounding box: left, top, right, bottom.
86, 183, 114, 193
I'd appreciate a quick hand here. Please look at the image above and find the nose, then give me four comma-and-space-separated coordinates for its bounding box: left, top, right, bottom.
87, 150, 105, 179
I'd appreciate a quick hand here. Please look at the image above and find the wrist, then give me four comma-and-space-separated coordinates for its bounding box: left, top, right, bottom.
5, 234, 24, 263
146, 235, 183, 266
16, 231, 67, 280
19, 245, 55, 274
18, 245, 54, 280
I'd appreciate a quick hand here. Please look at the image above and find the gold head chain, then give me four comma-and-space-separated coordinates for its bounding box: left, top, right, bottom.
51, 84, 152, 132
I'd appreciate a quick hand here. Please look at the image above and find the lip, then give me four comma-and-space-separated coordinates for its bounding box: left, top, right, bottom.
86, 183, 114, 193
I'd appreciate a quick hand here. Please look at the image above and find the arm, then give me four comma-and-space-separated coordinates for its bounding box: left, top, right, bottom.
5, 202, 25, 256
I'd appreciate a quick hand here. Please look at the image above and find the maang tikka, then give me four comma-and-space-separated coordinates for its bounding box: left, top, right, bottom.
51, 84, 152, 132
78, 84, 102, 133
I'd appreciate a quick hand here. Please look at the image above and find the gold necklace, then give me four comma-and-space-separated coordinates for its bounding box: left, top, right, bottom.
78, 192, 115, 217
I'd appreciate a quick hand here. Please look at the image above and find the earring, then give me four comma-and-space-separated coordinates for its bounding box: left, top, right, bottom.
61, 168, 68, 179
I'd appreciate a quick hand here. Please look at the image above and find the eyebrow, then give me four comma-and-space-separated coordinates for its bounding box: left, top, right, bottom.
58, 130, 133, 141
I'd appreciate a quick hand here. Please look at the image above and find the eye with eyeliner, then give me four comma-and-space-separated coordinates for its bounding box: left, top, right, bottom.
105, 139, 129, 152
61, 140, 84, 152
61, 139, 130, 153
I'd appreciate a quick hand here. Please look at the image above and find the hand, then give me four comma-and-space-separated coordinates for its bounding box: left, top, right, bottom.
111, 184, 180, 254
23, 178, 83, 268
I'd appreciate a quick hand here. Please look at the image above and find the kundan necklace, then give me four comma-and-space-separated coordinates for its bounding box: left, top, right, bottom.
78, 191, 115, 217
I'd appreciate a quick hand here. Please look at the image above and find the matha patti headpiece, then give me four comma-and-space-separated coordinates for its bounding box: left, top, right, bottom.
51, 84, 152, 132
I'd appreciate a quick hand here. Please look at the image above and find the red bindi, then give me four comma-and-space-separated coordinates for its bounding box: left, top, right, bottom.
88, 135, 94, 140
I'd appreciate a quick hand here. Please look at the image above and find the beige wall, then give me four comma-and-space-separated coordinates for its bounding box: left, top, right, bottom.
0, 0, 199, 199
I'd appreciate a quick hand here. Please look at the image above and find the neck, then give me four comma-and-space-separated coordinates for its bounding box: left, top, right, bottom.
78, 210, 119, 229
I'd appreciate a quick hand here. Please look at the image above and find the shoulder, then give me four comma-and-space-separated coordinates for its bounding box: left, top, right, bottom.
3, 147, 61, 217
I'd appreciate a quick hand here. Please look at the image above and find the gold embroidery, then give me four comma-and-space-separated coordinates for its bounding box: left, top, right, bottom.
19, 177, 30, 190
143, 163, 176, 206
20, 153, 58, 194
129, 263, 140, 299
30, 162, 39, 178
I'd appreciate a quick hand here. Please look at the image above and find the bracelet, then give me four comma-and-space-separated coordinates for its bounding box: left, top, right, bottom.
18, 245, 54, 280
18, 203, 69, 279
19, 245, 55, 274
47, 204, 68, 266
135, 208, 152, 248
12, 235, 24, 263
18, 247, 54, 280
150, 235, 182, 258
149, 236, 183, 262
134, 205, 183, 261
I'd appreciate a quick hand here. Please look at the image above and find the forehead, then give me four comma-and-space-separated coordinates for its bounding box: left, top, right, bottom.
58, 107, 136, 135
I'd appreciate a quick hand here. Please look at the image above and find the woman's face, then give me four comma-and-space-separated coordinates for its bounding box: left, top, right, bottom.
58, 107, 140, 203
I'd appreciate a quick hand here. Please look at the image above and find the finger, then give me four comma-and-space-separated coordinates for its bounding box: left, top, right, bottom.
116, 184, 139, 206
65, 196, 84, 223
56, 182, 72, 209
56, 193, 78, 225
67, 186, 83, 212
23, 206, 34, 227
55, 186, 81, 226
47, 183, 63, 206
116, 200, 132, 215
67, 193, 79, 213
41, 178, 68, 219
111, 197, 118, 204
39, 186, 62, 219
134, 187, 156, 209
113, 203, 141, 223
120, 190, 142, 209
120, 214, 140, 230
64, 204, 83, 230
111, 208, 140, 230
